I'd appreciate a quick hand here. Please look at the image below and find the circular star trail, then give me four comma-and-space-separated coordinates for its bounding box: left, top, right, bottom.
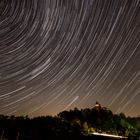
0, 0, 140, 117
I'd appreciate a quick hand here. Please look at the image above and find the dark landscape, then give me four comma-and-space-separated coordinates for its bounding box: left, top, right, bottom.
0, 103, 140, 140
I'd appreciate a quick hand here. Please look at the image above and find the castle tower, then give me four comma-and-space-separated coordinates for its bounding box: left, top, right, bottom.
94, 101, 101, 109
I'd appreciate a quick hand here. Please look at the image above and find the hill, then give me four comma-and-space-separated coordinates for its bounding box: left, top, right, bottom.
0, 103, 140, 140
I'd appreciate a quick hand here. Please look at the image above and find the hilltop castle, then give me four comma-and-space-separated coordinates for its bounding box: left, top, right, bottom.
94, 101, 101, 109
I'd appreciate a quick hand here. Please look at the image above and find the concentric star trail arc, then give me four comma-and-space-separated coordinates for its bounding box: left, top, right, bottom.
0, 0, 140, 117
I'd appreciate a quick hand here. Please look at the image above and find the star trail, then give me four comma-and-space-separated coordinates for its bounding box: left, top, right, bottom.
0, 0, 140, 117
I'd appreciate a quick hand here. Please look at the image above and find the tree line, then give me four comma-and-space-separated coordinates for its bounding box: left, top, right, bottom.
0, 104, 140, 140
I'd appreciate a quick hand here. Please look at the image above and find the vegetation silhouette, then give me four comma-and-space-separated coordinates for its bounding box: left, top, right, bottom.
0, 103, 140, 140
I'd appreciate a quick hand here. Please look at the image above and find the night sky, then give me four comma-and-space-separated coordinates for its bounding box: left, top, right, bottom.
0, 0, 140, 117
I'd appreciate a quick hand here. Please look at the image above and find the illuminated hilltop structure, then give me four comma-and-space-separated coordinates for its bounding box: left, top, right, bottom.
94, 101, 101, 110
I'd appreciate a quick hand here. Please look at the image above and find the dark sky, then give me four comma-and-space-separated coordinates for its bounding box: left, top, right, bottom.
0, 0, 140, 117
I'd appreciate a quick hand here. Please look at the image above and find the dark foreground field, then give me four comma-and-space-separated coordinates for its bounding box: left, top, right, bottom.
1, 132, 126, 140
0, 104, 139, 140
